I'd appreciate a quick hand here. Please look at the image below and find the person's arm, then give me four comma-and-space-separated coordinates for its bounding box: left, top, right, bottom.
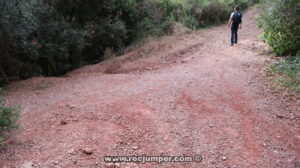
227, 18, 232, 26
228, 13, 233, 26
239, 14, 243, 29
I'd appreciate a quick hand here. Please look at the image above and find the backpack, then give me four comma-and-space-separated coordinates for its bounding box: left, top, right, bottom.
232, 12, 242, 26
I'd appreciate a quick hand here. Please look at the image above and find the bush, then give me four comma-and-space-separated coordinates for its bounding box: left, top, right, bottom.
0, 91, 19, 146
198, 1, 230, 25
258, 0, 300, 56
227, 0, 250, 10
173, 0, 253, 29
180, 13, 200, 30
0, 100, 19, 131
103, 48, 117, 60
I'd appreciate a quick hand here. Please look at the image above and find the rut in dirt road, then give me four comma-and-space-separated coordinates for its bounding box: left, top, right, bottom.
1, 8, 299, 168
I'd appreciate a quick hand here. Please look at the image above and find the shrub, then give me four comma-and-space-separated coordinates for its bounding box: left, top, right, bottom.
249, 0, 260, 5
175, 0, 253, 29
103, 48, 117, 60
198, 1, 230, 25
0, 93, 19, 146
258, 0, 300, 56
227, 0, 250, 10
180, 13, 200, 30
0, 100, 19, 131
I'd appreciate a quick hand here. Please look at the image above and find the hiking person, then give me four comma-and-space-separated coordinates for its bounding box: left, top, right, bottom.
228, 6, 242, 46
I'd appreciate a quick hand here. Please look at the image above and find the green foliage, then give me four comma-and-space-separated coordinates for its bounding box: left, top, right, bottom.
258, 0, 300, 56
0, 91, 20, 146
198, 1, 229, 25
0, 0, 257, 84
227, 0, 251, 10
161, 0, 254, 29
103, 48, 117, 60
180, 14, 200, 30
270, 54, 300, 92
0, 100, 19, 130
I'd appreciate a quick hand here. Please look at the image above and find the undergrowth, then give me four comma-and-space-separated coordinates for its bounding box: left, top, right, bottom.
0, 88, 20, 146
269, 55, 300, 92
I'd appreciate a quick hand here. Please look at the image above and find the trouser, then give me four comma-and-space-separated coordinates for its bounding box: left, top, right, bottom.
231, 27, 238, 44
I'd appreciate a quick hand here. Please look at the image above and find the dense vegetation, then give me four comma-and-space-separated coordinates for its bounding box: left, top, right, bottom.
0, 0, 257, 85
258, 0, 300, 91
258, 0, 300, 56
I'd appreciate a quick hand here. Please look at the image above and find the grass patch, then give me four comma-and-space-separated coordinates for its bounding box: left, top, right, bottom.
0, 88, 20, 146
0, 101, 20, 146
36, 83, 50, 90
269, 55, 300, 92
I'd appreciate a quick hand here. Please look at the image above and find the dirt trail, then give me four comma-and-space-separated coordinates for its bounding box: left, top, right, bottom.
1, 8, 299, 168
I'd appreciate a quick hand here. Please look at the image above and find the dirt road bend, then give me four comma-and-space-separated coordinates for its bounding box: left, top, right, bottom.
1, 8, 299, 168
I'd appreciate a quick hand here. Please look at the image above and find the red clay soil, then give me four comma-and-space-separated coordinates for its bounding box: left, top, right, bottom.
1, 8, 299, 168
